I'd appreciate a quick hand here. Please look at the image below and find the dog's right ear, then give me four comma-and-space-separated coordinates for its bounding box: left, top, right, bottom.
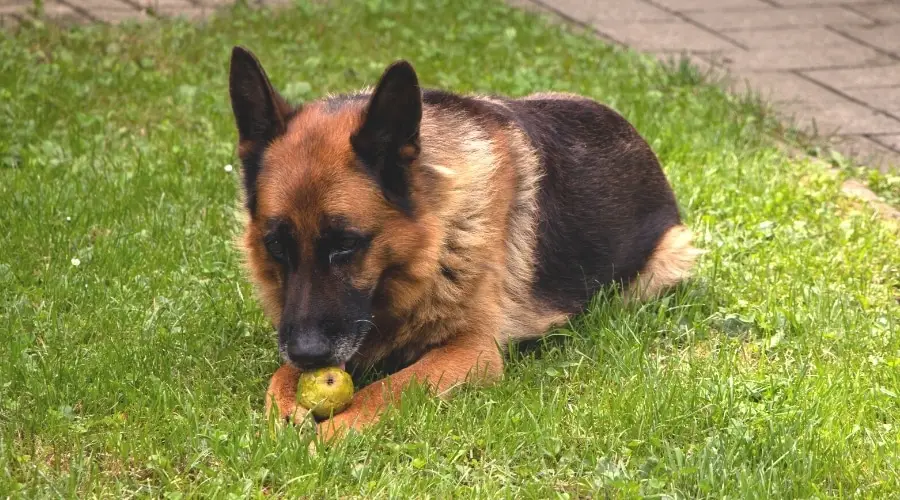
229, 46, 290, 146
351, 61, 422, 216
228, 46, 292, 214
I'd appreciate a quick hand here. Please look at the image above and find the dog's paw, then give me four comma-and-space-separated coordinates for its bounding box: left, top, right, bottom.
315, 410, 356, 442
267, 397, 318, 428
265, 364, 303, 424
315, 404, 381, 443
265, 397, 293, 423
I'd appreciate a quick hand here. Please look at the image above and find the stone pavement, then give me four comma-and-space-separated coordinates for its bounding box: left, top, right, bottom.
523, 0, 900, 172
0, 0, 285, 26
2, 0, 899, 172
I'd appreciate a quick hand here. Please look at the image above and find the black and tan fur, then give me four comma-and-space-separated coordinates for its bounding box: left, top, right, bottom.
227, 47, 701, 440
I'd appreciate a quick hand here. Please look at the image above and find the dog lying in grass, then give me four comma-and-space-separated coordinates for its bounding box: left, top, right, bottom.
227, 46, 700, 441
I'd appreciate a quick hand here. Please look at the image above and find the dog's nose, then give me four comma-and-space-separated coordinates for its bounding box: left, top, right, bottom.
286, 329, 332, 368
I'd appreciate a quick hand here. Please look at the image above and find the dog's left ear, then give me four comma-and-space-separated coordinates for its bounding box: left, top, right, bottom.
351, 60, 423, 216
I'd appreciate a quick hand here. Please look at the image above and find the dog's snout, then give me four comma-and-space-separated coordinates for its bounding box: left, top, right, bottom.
285, 328, 332, 368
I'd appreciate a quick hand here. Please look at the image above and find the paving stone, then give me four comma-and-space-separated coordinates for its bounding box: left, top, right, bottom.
543, 0, 673, 23
779, 99, 900, 135
718, 44, 888, 71
841, 180, 900, 219
804, 64, 900, 89
870, 134, 900, 151
38, 1, 87, 23
688, 6, 872, 31
507, 0, 620, 43
506, 0, 548, 12
156, 6, 207, 19
91, 9, 150, 23
68, 0, 138, 9
770, 0, 879, 5
837, 24, 900, 58
849, 2, 900, 23
611, 0, 681, 22
0, 13, 19, 28
539, 0, 608, 22
728, 71, 849, 105
68, 0, 147, 22
726, 27, 853, 48
830, 135, 900, 173
135, 0, 195, 9
0, 0, 28, 11
650, 0, 770, 11
844, 87, 900, 116
592, 19, 739, 51
141, 1, 216, 20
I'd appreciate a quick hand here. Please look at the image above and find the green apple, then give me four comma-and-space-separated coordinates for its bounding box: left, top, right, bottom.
297, 367, 354, 419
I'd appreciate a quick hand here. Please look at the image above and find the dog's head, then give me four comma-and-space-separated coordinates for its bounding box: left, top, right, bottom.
228, 47, 439, 369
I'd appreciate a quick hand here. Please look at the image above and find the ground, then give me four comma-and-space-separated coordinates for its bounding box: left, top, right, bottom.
529, 0, 900, 174
4, 0, 900, 174
1, 0, 899, 497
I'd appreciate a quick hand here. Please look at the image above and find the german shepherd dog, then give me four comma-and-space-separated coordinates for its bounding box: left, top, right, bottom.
228, 47, 700, 441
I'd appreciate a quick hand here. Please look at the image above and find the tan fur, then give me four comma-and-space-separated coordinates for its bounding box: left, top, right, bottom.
625, 225, 703, 302
265, 364, 302, 421
522, 92, 588, 101
350, 106, 518, 364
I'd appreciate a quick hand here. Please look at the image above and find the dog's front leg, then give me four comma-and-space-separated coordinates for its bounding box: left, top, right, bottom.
265, 363, 304, 423
317, 331, 504, 441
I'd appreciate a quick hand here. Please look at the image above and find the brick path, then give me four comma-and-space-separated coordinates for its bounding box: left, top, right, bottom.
0, 0, 284, 26
2, 0, 899, 172
522, 0, 900, 172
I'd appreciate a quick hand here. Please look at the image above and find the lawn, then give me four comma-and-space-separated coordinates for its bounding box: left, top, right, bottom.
1, 0, 899, 497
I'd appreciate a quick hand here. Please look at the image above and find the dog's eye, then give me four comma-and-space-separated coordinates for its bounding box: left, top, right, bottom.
329, 235, 363, 265
264, 234, 286, 262
337, 236, 359, 253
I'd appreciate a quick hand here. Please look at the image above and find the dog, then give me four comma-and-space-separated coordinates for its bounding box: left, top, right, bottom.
227, 46, 701, 441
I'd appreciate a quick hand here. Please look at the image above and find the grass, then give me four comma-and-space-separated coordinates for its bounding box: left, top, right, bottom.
1, 0, 898, 496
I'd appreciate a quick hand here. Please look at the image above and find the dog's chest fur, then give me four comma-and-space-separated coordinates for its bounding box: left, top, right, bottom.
350, 100, 546, 368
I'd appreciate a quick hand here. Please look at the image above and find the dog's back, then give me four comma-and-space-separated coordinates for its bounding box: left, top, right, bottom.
414, 90, 699, 342
508, 94, 686, 311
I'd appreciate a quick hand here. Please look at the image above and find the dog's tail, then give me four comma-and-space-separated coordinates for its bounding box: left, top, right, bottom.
625, 224, 704, 303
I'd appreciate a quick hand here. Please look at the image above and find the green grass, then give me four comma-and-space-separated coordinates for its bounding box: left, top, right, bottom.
2, 0, 899, 497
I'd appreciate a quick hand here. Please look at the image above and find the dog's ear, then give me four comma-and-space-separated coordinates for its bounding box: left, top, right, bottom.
351, 60, 423, 216
228, 46, 292, 214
